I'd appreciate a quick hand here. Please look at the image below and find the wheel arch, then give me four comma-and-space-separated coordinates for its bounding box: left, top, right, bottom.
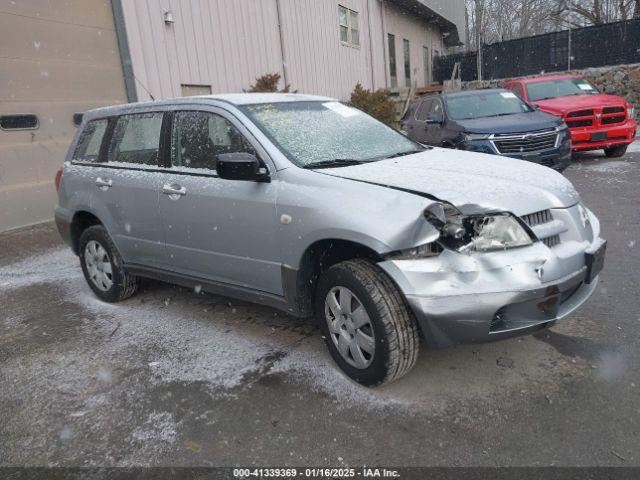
284, 238, 384, 317
70, 210, 103, 254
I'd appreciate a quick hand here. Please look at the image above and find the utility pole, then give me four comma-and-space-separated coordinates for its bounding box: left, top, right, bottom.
567, 25, 572, 71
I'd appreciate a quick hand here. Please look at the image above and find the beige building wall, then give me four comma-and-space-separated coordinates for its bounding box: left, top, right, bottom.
0, 0, 127, 231
381, 1, 444, 88
121, 0, 449, 102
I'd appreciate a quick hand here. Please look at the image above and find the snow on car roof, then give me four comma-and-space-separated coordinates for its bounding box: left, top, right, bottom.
196, 93, 335, 105
83, 93, 337, 120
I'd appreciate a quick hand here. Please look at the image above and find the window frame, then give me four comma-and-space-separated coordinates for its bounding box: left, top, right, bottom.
0, 114, 39, 131
338, 4, 360, 48
106, 111, 166, 168
161, 107, 272, 178
169, 110, 259, 173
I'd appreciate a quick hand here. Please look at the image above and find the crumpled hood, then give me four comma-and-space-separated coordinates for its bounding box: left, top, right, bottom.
320, 148, 580, 216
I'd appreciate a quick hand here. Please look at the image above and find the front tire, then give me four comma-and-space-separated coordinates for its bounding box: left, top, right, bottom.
316, 259, 419, 386
79, 225, 138, 303
604, 144, 628, 158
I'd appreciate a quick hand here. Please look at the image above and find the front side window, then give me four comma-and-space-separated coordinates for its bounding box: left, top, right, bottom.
172, 111, 256, 171
73, 119, 108, 162
444, 91, 533, 120
525, 77, 599, 102
108, 112, 163, 166
338, 5, 359, 47
241, 101, 421, 168
403, 39, 411, 87
415, 99, 433, 122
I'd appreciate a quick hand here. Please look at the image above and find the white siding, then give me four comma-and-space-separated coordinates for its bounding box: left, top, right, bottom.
121, 0, 449, 101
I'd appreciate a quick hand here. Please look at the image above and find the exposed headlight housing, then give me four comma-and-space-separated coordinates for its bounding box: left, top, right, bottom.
463, 213, 533, 252
628, 107, 635, 120
425, 204, 533, 253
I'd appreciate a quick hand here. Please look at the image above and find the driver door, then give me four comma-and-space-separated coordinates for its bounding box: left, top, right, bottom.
157, 109, 282, 295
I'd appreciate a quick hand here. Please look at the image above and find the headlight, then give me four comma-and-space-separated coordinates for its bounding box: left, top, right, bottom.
628, 107, 635, 120
557, 123, 569, 131
425, 204, 533, 253
464, 213, 533, 252
462, 133, 491, 141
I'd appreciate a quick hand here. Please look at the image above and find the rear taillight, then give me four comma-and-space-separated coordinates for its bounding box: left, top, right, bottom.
54, 168, 62, 191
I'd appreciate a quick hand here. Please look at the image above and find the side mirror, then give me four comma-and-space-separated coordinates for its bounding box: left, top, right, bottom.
216, 153, 269, 182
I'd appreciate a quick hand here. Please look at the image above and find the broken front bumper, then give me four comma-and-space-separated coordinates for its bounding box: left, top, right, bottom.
379, 223, 605, 348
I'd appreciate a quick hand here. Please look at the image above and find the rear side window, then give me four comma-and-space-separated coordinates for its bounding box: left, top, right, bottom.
108, 112, 163, 166
73, 119, 108, 162
172, 111, 256, 171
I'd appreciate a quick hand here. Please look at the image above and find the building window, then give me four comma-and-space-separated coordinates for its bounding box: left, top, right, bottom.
0, 114, 39, 131
403, 39, 411, 87
339, 5, 359, 47
423, 46, 430, 86
388, 34, 397, 87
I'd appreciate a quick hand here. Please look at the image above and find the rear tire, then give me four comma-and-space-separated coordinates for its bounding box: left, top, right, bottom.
316, 259, 419, 386
604, 145, 628, 158
79, 225, 138, 303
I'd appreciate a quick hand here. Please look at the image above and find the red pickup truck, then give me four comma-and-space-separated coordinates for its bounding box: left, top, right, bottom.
505, 74, 636, 157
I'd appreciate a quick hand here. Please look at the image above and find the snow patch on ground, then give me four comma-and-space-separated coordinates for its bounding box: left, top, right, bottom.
627, 140, 640, 153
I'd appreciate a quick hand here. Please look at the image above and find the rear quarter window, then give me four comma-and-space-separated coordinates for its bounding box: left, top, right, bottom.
73, 119, 108, 162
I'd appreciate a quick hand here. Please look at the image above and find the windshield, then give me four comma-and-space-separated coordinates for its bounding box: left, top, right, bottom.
526, 77, 599, 101
444, 91, 533, 120
240, 101, 421, 168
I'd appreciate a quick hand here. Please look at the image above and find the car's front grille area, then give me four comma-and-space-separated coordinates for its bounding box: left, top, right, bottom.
521, 209, 564, 248
567, 109, 594, 118
542, 235, 561, 248
521, 209, 552, 227
603, 106, 625, 114
602, 115, 626, 125
566, 119, 593, 128
493, 131, 558, 154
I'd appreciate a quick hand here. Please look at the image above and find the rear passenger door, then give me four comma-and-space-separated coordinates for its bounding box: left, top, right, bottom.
157, 108, 282, 295
91, 112, 166, 267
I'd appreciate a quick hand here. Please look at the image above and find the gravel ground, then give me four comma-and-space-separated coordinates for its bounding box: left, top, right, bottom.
1, 150, 639, 467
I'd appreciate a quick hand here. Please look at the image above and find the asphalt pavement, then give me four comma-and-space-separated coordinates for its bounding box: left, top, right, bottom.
1, 149, 639, 467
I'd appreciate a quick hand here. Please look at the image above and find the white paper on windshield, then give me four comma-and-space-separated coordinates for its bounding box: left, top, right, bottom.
323, 102, 360, 118
578, 83, 593, 90
500, 92, 517, 98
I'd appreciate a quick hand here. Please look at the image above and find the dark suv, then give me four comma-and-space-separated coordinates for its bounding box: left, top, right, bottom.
401, 89, 572, 171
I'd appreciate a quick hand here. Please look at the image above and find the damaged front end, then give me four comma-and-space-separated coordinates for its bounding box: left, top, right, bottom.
379, 200, 605, 348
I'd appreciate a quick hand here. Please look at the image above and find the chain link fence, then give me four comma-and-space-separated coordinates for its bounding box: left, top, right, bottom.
435, 18, 640, 82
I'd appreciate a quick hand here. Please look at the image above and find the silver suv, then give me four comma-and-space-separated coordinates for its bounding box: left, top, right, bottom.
55, 94, 606, 386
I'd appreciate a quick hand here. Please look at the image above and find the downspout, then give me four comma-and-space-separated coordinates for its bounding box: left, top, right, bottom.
110, 0, 138, 102
380, 0, 389, 88
275, 0, 289, 88
366, 0, 375, 89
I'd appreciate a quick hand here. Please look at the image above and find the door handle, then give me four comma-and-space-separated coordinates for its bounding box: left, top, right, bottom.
162, 184, 187, 197
95, 177, 113, 188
